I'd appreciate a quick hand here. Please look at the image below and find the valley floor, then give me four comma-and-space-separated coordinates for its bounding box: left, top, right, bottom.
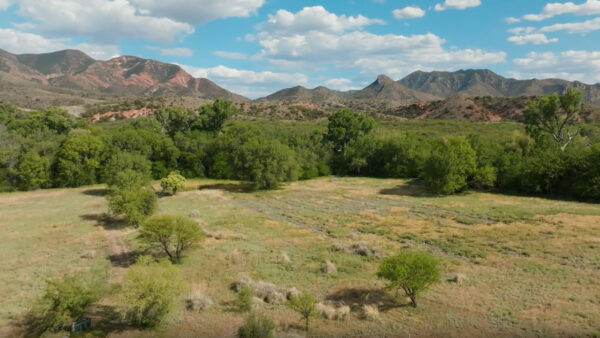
1, 178, 599, 337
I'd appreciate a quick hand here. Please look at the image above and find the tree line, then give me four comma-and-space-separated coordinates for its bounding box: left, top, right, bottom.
1, 90, 599, 200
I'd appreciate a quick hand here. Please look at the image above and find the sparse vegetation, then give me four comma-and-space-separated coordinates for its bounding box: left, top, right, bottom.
139, 215, 204, 263
287, 292, 318, 331
237, 312, 275, 338
160, 171, 186, 196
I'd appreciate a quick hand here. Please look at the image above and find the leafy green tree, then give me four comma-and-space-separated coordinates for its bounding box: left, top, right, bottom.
233, 138, 299, 190
34, 272, 106, 332
377, 251, 441, 308
238, 312, 275, 338
139, 215, 204, 262
421, 137, 477, 194
160, 171, 186, 196
120, 256, 186, 327
106, 185, 157, 226
154, 107, 198, 136
102, 151, 152, 187
286, 293, 317, 331
53, 134, 104, 187
14, 150, 50, 190
325, 109, 375, 155
198, 98, 237, 134
524, 88, 583, 151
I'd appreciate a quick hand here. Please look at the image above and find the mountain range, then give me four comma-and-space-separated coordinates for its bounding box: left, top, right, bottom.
1, 48, 600, 115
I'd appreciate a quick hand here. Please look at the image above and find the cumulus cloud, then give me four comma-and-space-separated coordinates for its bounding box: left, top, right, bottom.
523, 0, 600, 21
0, 0, 14, 10
129, 0, 264, 25
507, 33, 558, 45
15, 0, 194, 44
392, 6, 426, 19
251, 7, 505, 80
324, 78, 361, 91
434, 0, 481, 11
505, 17, 521, 24
181, 64, 309, 98
512, 50, 600, 84
540, 17, 600, 34
0, 28, 119, 59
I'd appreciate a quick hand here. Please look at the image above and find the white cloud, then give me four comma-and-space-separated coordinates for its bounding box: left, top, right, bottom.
508, 27, 536, 35
324, 78, 361, 91
160, 47, 193, 57
540, 17, 600, 34
393, 6, 426, 19
14, 0, 194, 44
507, 33, 558, 45
129, 0, 264, 25
0, 28, 119, 59
0, 0, 14, 10
214, 51, 249, 59
523, 0, 600, 21
260, 6, 385, 35
513, 50, 600, 83
434, 0, 481, 11
181, 64, 309, 98
505, 17, 521, 23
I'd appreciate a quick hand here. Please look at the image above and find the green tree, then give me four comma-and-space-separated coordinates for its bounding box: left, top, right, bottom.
106, 185, 157, 227
102, 151, 152, 187
377, 251, 441, 308
233, 138, 299, 190
421, 137, 477, 194
198, 98, 237, 134
235, 285, 254, 312
139, 215, 204, 263
325, 109, 375, 155
14, 150, 50, 190
53, 134, 104, 187
286, 293, 317, 331
160, 171, 186, 196
524, 88, 583, 151
120, 256, 186, 327
238, 312, 275, 338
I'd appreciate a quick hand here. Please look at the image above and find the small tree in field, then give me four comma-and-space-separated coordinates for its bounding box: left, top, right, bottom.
160, 171, 186, 196
139, 215, 204, 263
524, 88, 583, 151
106, 186, 157, 227
377, 251, 441, 308
286, 293, 317, 331
120, 256, 186, 327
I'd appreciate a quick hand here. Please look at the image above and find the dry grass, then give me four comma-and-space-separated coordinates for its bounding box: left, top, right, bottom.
2, 177, 600, 337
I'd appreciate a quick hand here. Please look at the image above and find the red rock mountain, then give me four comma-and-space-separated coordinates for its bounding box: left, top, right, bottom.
0, 49, 247, 101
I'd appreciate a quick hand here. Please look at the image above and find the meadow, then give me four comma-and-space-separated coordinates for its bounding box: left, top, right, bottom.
1, 177, 599, 337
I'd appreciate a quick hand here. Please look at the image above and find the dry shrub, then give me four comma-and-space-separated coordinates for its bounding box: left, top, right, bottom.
322, 260, 337, 274
331, 243, 345, 252
351, 242, 384, 257
187, 290, 213, 312
447, 273, 467, 284
226, 249, 243, 265
362, 305, 380, 321
278, 252, 291, 264
315, 303, 350, 320
233, 276, 297, 305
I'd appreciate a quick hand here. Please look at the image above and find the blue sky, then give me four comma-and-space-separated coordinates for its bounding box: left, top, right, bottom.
1, 0, 599, 97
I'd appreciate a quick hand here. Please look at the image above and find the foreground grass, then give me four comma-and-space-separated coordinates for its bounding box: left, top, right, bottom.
1, 178, 599, 336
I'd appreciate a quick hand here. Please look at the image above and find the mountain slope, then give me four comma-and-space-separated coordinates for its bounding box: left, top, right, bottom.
399, 69, 600, 105
263, 86, 346, 102
0, 48, 247, 102
351, 75, 439, 102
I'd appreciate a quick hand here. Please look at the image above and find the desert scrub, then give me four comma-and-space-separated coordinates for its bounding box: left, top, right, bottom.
238, 312, 275, 338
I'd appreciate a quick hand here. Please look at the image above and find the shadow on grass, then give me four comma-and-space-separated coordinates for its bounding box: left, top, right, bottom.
197, 183, 255, 193
326, 288, 407, 312
80, 213, 129, 230
81, 188, 110, 197
108, 250, 142, 269
379, 179, 438, 198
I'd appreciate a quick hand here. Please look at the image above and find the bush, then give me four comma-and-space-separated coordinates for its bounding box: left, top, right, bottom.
120, 256, 186, 327
102, 151, 152, 187
53, 134, 104, 187
286, 292, 317, 331
160, 171, 186, 196
377, 251, 441, 308
14, 150, 50, 190
139, 215, 204, 262
471, 165, 497, 190
237, 312, 275, 338
106, 186, 157, 226
34, 272, 106, 332
421, 137, 477, 194
236, 285, 254, 312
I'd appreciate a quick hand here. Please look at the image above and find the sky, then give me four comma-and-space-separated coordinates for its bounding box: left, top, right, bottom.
0, 0, 599, 98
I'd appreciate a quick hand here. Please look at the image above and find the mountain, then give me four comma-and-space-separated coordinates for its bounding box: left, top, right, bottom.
0, 48, 247, 102
399, 69, 600, 105
350, 75, 439, 102
262, 85, 346, 102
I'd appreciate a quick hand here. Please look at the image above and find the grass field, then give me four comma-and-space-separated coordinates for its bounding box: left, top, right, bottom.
1, 177, 599, 337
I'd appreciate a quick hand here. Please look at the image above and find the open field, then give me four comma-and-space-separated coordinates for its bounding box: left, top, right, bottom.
1, 177, 600, 337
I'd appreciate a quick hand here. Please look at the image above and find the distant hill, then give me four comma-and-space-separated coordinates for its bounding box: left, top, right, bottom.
262, 85, 346, 102
399, 69, 600, 105
0, 48, 247, 102
350, 75, 439, 103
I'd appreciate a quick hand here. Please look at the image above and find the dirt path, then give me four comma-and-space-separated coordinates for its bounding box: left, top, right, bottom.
102, 227, 135, 284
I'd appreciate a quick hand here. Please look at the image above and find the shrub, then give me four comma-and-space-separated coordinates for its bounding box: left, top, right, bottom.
377, 251, 441, 308
286, 292, 317, 331
237, 312, 275, 338
120, 256, 186, 327
14, 150, 50, 190
471, 165, 497, 190
421, 137, 477, 194
160, 171, 186, 195
102, 151, 152, 188
139, 215, 204, 263
236, 285, 254, 312
106, 186, 157, 227
186, 291, 213, 312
